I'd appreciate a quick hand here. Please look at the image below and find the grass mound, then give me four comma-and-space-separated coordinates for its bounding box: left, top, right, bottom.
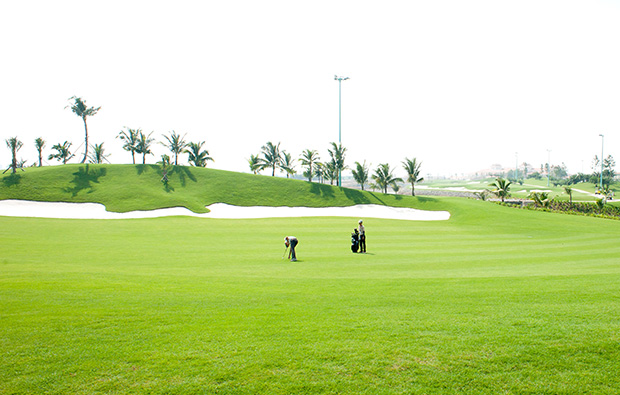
0, 164, 444, 213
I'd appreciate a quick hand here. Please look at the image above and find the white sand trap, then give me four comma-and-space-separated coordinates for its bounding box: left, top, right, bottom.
0, 200, 450, 221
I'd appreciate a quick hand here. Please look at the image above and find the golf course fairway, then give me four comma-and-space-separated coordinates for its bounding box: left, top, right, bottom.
1, 165, 620, 393
2, 196, 620, 394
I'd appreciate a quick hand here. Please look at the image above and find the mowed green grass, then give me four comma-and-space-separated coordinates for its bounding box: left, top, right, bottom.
2, 198, 620, 394
0, 164, 429, 213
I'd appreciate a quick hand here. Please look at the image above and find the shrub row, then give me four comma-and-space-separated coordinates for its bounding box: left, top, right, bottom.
498, 200, 620, 220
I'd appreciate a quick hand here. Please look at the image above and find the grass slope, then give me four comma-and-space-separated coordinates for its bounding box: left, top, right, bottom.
0, 164, 445, 213
1, 195, 620, 393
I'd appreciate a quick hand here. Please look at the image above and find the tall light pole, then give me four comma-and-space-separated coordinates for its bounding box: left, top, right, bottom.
599, 134, 604, 192
335, 75, 349, 186
515, 152, 519, 181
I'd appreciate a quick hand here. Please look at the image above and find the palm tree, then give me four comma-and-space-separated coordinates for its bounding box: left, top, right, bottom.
324, 161, 339, 185
247, 154, 262, 174
5, 137, 23, 174
161, 131, 188, 166
66, 96, 101, 163
564, 186, 573, 204
88, 143, 110, 164
352, 161, 369, 190
489, 177, 512, 202
372, 163, 403, 194
48, 141, 74, 164
136, 131, 155, 164
529, 191, 551, 208
259, 141, 282, 176
280, 151, 296, 178
314, 162, 325, 184
185, 141, 214, 167
327, 142, 347, 186
299, 149, 320, 182
35, 138, 45, 167
402, 157, 424, 196
117, 127, 140, 164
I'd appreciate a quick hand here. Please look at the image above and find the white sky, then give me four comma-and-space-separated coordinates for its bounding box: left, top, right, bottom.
1, 0, 619, 178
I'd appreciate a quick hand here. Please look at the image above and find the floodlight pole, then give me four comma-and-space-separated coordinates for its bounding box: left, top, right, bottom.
599, 134, 604, 192
335, 75, 349, 187
515, 152, 518, 181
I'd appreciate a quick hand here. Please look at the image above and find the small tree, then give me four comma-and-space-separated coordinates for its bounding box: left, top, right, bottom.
563, 186, 573, 204
117, 127, 140, 164
66, 96, 101, 163
402, 157, 424, 196
324, 161, 338, 185
136, 131, 155, 164
351, 161, 369, 190
327, 142, 347, 186
248, 154, 261, 174
158, 154, 172, 187
299, 149, 320, 182
489, 177, 512, 202
314, 162, 325, 184
185, 141, 214, 167
88, 143, 110, 164
48, 141, 74, 164
161, 131, 188, 166
280, 151, 295, 178
372, 163, 403, 194
529, 191, 551, 208
5, 137, 23, 174
259, 141, 282, 176
35, 137, 46, 167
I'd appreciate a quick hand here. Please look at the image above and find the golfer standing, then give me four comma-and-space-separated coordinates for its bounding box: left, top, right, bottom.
284, 236, 298, 261
358, 220, 366, 253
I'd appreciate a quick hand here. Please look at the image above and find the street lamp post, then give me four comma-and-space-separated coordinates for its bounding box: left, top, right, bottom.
599, 134, 604, 193
334, 75, 349, 186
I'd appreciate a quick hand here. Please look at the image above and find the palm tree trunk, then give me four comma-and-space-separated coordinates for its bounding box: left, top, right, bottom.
81, 117, 88, 163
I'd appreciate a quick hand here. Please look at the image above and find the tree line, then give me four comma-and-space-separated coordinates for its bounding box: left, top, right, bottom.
3, 96, 214, 174
247, 141, 424, 196
4, 96, 424, 196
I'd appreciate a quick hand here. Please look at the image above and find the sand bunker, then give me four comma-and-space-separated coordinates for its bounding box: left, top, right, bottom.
0, 200, 450, 221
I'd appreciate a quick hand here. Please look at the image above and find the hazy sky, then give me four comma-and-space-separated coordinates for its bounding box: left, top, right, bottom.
1, 0, 619, 178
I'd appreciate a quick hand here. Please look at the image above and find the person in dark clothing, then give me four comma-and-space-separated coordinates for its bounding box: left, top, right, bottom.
284, 236, 298, 261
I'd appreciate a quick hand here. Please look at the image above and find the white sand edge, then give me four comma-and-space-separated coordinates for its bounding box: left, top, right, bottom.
0, 200, 450, 221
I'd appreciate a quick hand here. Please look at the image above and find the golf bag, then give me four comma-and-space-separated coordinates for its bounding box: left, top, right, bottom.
351, 229, 360, 253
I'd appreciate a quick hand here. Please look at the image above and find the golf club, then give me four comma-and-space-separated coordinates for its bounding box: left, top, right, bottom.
281, 246, 288, 259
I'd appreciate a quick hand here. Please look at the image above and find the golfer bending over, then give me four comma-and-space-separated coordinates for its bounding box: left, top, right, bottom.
284, 236, 298, 262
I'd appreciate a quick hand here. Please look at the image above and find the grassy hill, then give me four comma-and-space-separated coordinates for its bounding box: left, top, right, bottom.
0, 164, 448, 213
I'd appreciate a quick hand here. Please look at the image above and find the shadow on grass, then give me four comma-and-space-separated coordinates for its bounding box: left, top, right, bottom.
342, 188, 371, 204
64, 165, 107, 197
136, 164, 159, 175
309, 183, 336, 199
176, 166, 197, 187
2, 173, 21, 187
366, 192, 385, 205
